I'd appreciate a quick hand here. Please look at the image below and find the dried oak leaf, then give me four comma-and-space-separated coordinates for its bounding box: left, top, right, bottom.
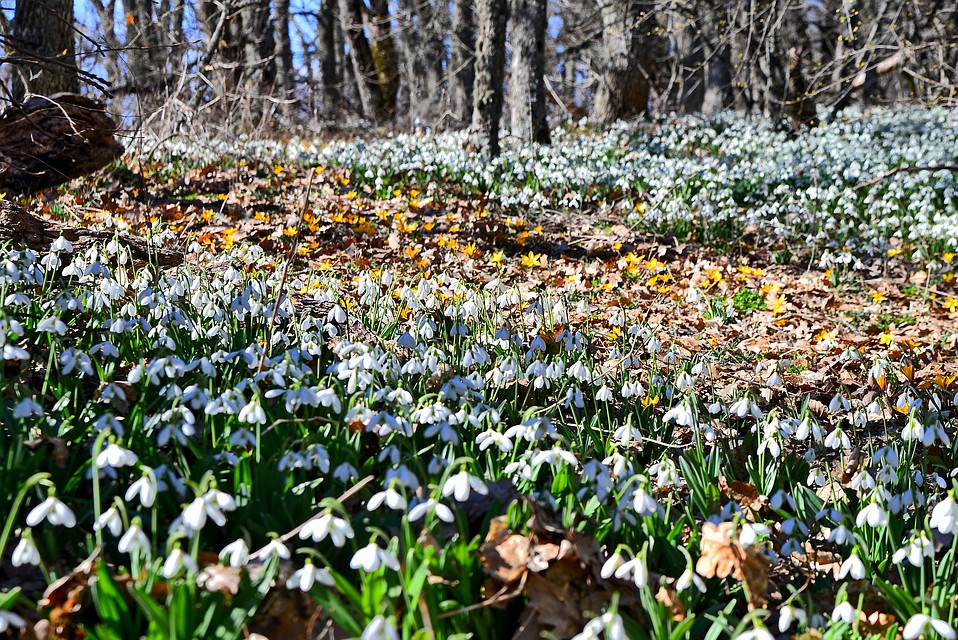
695, 522, 770, 608
718, 477, 768, 517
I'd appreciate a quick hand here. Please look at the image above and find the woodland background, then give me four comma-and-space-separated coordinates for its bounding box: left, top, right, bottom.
1, 0, 957, 154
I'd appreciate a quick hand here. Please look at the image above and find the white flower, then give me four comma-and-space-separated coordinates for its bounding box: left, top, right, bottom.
360, 615, 399, 640
778, 604, 807, 633
442, 470, 488, 503
856, 501, 888, 528
675, 568, 706, 593
299, 512, 354, 546
118, 522, 150, 555
26, 494, 76, 528
238, 398, 267, 424
931, 495, 958, 535
162, 547, 197, 578
735, 628, 774, 640
367, 487, 407, 512
838, 553, 866, 580
253, 538, 291, 562
94, 506, 123, 537
613, 555, 647, 588
285, 561, 334, 591
892, 533, 934, 567
0, 610, 26, 633
36, 316, 67, 335
739, 523, 770, 547
831, 601, 857, 624
903, 613, 956, 640
219, 539, 250, 568
350, 542, 401, 572
600, 551, 624, 579
125, 473, 157, 508
12, 534, 40, 566
96, 443, 138, 469
407, 498, 455, 523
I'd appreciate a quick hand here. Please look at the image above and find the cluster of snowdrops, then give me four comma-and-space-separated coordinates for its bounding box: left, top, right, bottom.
0, 224, 956, 640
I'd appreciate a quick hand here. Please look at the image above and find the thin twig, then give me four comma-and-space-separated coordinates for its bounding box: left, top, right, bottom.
257, 168, 316, 374
854, 165, 958, 191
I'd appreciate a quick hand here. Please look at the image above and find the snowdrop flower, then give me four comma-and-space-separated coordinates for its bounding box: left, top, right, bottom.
125, 473, 157, 508
95, 443, 138, 470
735, 628, 773, 640
11, 532, 40, 567
600, 550, 624, 579
94, 506, 123, 537
118, 520, 150, 555
285, 560, 335, 591
824, 426, 851, 450
12, 397, 43, 419
367, 486, 407, 512
572, 611, 625, 640
856, 500, 888, 528
675, 568, 706, 593
0, 610, 26, 634
407, 498, 455, 523
838, 552, 866, 580
893, 532, 934, 567
299, 512, 354, 547
903, 613, 956, 640
595, 385, 613, 402
442, 470, 488, 502
219, 539, 250, 568
778, 603, 807, 633
253, 538, 291, 562
27, 493, 76, 528
162, 545, 198, 578
930, 493, 958, 535
831, 601, 857, 624
360, 615, 399, 640
238, 397, 267, 424
613, 554, 647, 588
739, 523, 770, 547
36, 316, 67, 335
350, 542, 400, 572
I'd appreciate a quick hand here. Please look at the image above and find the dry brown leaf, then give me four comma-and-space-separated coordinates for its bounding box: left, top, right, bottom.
695, 522, 770, 609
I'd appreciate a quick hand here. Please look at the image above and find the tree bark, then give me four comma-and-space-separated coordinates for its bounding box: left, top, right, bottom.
449, 0, 476, 126
471, 0, 508, 158
8, 0, 79, 101
273, 0, 296, 117
593, 0, 651, 123
318, 0, 342, 110
365, 0, 400, 119
509, 0, 550, 143
338, 0, 388, 122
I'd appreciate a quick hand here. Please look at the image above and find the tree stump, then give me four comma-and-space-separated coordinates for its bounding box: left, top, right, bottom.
0, 93, 124, 195
0, 200, 183, 268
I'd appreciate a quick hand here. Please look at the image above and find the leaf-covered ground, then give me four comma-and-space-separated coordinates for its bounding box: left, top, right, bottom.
2, 109, 957, 640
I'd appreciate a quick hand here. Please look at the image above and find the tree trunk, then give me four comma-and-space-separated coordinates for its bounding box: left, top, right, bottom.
449, 0, 476, 126
509, 0, 550, 143
273, 0, 296, 118
365, 0, 400, 119
593, 0, 651, 123
471, 0, 508, 157
338, 0, 388, 122
319, 0, 342, 110
9, 0, 79, 101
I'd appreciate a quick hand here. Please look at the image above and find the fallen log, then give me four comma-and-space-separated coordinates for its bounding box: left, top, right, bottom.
0, 93, 124, 195
0, 200, 183, 268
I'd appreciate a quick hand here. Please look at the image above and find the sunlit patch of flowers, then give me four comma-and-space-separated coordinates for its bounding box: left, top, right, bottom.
1, 208, 957, 637
156, 108, 958, 259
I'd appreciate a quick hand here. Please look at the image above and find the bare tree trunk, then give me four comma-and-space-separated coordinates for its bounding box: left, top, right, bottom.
471, 0, 508, 157
8, 0, 79, 101
509, 0, 550, 143
449, 0, 476, 126
593, 0, 651, 123
319, 0, 342, 110
338, 0, 388, 122
365, 0, 400, 119
274, 0, 296, 118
